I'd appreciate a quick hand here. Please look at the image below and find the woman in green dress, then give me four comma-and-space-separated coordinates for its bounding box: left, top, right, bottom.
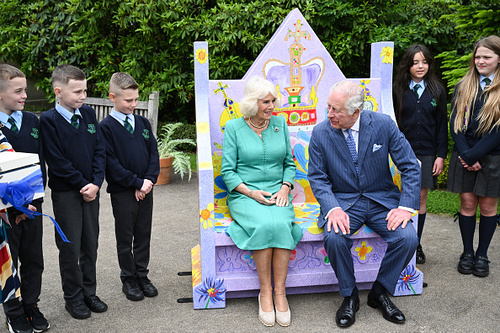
221, 76, 303, 327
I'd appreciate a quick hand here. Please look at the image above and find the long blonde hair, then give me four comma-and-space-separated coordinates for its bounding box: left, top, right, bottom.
452, 35, 500, 135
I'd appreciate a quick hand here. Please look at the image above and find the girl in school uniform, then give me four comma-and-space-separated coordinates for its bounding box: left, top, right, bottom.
448, 35, 500, 278
393, 44, 448, 265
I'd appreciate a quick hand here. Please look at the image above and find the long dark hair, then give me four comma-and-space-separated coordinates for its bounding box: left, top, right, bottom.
394, 44, 444, 123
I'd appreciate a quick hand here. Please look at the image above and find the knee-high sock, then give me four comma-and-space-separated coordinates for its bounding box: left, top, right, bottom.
417, 212, 426, 244
476, 215, 499, 257
458, 213, 476, 255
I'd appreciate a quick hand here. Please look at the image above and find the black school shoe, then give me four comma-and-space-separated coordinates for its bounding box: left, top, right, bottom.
457, 253, 474, 275
416, 244, 426, 264
473, 255, 490, 277
137, 277, 158, 297
25, 305, 50, 332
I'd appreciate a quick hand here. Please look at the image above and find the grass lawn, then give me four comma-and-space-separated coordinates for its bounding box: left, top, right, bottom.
427, 189, 500, 217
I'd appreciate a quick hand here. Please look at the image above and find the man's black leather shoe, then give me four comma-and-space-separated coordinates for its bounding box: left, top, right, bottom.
65, 300, 91, 319
457, 253, 474, 274
367, 292, 405, 324
336, 295, 360, 328
84, 295, 108, 313
122, 278, 144, 301
473, 255, 490, 277
416, 244, 426, 264
138, 276, 159, 297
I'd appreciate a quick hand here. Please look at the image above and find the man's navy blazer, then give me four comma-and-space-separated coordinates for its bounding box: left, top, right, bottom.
308, 110, 421, 229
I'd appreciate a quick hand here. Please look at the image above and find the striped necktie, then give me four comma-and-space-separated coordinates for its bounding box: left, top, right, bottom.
345, 129, 358, 175
483, 78, 491, 90
413, 84, 421, 98
71, 114, 80, 129
8, 117, 18, 134
124, 116, 134, 134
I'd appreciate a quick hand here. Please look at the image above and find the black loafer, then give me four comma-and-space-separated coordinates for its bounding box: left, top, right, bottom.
138, 276, 158, 297
336, 295, 360, 328
123, 277, 144, 301
473, 255, 490, 277
84, 295, 108, 313
416, 244, 426, 264
367, 292, 405, 324
65, 300, 91, 320
457, 253, 474, 274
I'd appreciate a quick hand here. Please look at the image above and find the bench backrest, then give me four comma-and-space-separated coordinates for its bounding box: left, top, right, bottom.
85, 91, 159, 136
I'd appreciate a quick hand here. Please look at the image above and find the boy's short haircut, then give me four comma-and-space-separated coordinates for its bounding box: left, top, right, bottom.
0, 64, 26, 91
52, 64, 86, 88
109, 72, 139, 95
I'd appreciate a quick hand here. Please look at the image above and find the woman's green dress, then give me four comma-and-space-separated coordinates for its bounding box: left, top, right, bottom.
221, 116, 303, 250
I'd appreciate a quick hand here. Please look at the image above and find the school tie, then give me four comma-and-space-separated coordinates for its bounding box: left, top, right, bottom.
124, 116, 134, 134
345, 128, 358, 175
7, 117, 18, 134
413, 84, 421, 98
483, 78, 491, 89
70, 114, 80, 129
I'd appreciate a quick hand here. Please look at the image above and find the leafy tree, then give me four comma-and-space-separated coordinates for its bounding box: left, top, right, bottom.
0, 0, 462, 123
437, 0, 500, 90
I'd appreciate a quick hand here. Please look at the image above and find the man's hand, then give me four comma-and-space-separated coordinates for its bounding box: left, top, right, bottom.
15, 204, 37, 224
141, 179, 153, 194
386, 208, 412, 231
80, 183, 99, 202
326, 208, 350, 234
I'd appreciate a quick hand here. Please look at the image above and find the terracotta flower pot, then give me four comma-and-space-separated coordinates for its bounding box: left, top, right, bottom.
156, 156, 174, 185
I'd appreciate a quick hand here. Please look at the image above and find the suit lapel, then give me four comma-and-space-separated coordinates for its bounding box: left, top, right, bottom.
357, 112, 373, 172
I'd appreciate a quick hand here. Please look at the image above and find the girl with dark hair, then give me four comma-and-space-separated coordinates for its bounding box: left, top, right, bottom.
393, 44, 448, 264
448, 35, 500, 278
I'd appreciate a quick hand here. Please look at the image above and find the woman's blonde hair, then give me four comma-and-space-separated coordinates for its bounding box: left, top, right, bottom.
239, 76, 279, 117
452, 35, 500, 135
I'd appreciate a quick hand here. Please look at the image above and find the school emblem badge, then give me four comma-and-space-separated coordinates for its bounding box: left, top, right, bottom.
30, 128, 39, 139
142, 129, 149, 139
87, 124, 96, 134
431, 98, 437, 107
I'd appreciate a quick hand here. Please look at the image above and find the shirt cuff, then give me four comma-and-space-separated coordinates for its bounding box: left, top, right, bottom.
398, 206, 417, 214
324, 207, 342, 220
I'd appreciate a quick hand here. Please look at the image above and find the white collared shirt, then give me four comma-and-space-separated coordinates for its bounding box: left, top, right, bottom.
409, 79, 426, 99
480, 74, 494, 90
110, 109, 135, 131
55, 103, 82, 124
0, 110, 23, 130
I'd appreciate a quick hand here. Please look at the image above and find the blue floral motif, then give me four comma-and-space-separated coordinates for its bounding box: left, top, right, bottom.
217, 246, 244, 272
196, 277, 226, 309
297, 243, 322, 269
397, 265, 421, 294
241, 250, 256, 270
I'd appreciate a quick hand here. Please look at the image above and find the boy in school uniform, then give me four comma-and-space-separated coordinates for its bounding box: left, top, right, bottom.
40, 65, 107, 320
0, 64, 49, 333
99, 73, 159, 301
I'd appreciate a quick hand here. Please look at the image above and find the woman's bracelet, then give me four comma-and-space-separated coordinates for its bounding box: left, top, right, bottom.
282, 182, 292, 190
247, 190, 254, 198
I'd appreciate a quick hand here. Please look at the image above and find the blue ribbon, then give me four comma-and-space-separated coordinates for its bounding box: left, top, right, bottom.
0, 168, 71, 243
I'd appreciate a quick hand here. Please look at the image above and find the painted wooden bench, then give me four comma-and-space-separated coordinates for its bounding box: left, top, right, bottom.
191, 9, 423, 310
85, 91, 159, 135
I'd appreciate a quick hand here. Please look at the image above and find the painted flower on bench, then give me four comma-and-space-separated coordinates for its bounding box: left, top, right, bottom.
196, 277, 226, 309
200, 203, 215, 229
397, 265, 421, 295
354, 241, 373, 261
241, 251, 256, 270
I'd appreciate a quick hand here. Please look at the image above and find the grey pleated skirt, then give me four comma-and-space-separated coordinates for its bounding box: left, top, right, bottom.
417, 154, 437, 189
447, 150, 500, 197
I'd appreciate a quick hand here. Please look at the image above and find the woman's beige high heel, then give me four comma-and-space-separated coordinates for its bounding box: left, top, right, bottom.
258, 293, 275, 327
275, 295, 291, 327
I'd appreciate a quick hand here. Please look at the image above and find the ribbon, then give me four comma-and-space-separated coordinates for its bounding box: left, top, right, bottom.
0, 168, 71, 243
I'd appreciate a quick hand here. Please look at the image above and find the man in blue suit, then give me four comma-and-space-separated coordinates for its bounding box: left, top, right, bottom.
309, 80, 420, 328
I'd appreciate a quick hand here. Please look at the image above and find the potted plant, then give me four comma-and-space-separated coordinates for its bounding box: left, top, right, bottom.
156, 122, 196, 184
